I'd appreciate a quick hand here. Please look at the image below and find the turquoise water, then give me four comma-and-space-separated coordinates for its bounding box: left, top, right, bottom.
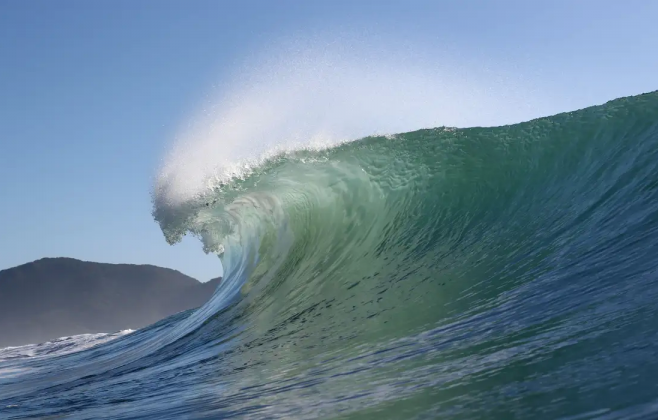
2, 91, 658, 419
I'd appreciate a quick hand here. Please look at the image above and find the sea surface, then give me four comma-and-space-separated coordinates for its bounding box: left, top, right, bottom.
2, 91, 658, 419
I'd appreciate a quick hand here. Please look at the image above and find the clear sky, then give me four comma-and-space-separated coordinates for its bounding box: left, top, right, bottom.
1, 0, 657, 282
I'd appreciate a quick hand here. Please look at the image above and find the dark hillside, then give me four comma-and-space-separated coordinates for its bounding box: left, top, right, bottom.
0, 257, 220, 347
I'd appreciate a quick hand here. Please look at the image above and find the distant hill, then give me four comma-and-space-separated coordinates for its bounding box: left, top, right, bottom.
0, 257, 221, 348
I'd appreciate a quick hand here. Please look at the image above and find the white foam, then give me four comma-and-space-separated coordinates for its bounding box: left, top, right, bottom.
0, 329, 134, 365
154, 38, 554, 210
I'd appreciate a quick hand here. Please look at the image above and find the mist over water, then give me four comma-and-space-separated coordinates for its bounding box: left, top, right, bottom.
155, 43, 553, 207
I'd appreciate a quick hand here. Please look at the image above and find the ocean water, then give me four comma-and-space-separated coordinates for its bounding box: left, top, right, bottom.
2, 91, 658, 419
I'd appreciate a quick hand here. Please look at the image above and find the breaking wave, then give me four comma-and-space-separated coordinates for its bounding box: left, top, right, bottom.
2, 48, 658, 418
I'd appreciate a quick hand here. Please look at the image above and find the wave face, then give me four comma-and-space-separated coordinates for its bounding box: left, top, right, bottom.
3, 91, 658, 419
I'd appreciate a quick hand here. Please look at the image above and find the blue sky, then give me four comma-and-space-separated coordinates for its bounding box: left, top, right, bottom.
1, 0, 657, 281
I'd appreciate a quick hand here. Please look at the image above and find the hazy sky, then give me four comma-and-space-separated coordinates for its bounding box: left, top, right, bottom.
1, 0, 657, 281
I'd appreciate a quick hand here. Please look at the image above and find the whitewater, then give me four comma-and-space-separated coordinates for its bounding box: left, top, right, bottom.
2, 47, 658, 419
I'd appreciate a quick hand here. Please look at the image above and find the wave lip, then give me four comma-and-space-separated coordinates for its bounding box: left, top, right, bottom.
153, 46, 553, 221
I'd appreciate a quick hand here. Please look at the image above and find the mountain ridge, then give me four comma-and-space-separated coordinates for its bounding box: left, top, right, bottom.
0, 257, 221, 348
